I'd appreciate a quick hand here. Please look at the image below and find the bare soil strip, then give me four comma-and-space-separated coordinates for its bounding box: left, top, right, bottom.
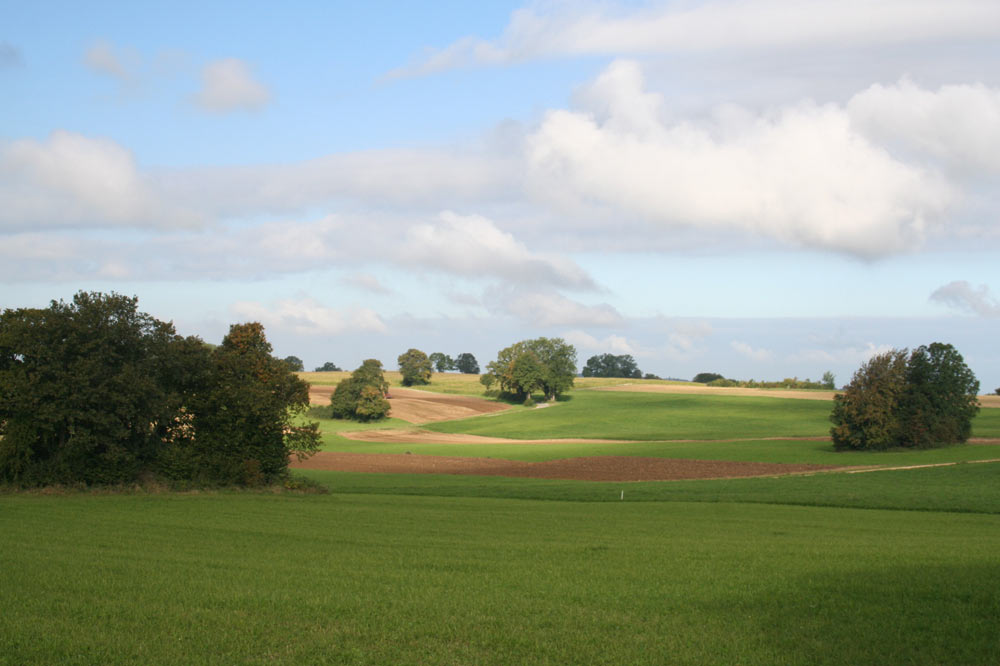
307, 386, 510, 423
290, 452, 843, 482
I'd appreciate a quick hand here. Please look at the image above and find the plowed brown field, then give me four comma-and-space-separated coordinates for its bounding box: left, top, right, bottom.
290, 452, 844, 481
308, 386, 510, 423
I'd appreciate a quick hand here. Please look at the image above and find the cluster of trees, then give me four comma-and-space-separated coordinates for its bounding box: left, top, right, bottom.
0, 292, 319, 487
429, 352, 479, 374
481, 337, 576, 402
831, 343, 979, 450
330, 360, 390, 421
315, 361, 341, 372
582, 354, 642, 379
398, 349, 433, 386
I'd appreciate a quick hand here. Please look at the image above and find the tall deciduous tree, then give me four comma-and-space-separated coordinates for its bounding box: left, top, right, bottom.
398, 348, 433, 386
582, 353, 642, 378
484, 338, 576, 401
282, 355, 305, 372
455, 352, 479, 374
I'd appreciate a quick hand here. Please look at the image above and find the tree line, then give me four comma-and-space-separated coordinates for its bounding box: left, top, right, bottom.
0, 292, 319, 487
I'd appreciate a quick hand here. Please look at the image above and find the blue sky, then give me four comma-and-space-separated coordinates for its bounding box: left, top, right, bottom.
2, 0, 999, 389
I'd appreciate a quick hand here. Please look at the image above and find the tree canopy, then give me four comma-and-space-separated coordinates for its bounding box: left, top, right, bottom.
484, 337, 576, 401
429, 352, 455, 373
315, 361, 342, 372
454, 352, 479, 374
331, 359, 390, 421
693, 372, 724, 384
0, 293, 319, 487
831, 343, 979, 451
582, 353, 642, 379
282, 355, 304, 372
398, 348, 433, 386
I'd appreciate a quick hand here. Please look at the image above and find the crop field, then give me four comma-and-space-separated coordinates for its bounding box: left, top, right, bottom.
3, 378, 1000, 664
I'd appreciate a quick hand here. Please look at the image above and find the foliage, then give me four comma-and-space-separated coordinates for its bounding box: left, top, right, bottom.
0, 293, 317, 487
582, 353, 642, 378
170, 323, 320, 485
693, 372, 724, 384
822, 371, 836, 390
831, 343, 979, 450
708, 376, 831, 390
315, 361, 341, 372
331, 359, 390, 421
282, 355, 304, 372
398, 348, 433, 386
429, 352, 455, 373
479, 373, 495, 393
454, 352, 479, 374
484, 337, 576, 401
643, 373, 661, 380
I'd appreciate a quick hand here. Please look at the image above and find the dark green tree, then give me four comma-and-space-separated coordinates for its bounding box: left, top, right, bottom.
429, 352, 455, 373
331, 359, 390, 421
831, 344, 979, 451
693, 372, 724, 384
0, 292, 185, 485
282, 355, 305, 372
175, 323, 320, 485
582, 353, 642, 378
455, 352, 479, 374
398, 348, 433, 386
821, 371, 836, 390
315, 361, 342, 372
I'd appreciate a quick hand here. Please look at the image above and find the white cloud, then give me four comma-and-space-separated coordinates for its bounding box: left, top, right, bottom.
731, 340, 773, 361
563, 330, 638, 355
486, 286, 623, 327
930, 281, 1000, 317
526, 59, 953, 257
231, 298, 387, 336
848, 79, 1000, 174
194, 58, 270, 112
389, 0, 1000, 76
790, 342, 896, 366
0, 130, 197, 230
402, 211, 594, 289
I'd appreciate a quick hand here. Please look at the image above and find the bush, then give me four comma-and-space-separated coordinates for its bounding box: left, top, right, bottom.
831, 343, 979, 451
693, 372, 724, 384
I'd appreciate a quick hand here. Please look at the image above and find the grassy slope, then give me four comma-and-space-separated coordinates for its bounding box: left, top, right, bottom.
424, 390, 1000, 441
2, 491, 999, 665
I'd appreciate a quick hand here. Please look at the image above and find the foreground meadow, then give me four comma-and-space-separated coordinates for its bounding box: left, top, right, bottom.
3, 382, 999, 664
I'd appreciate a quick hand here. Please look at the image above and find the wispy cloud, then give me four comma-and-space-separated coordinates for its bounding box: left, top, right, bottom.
193, 58, 270, 112
388, 0, 1000, 77
231, 298, 387, 336
930, 281, 1000, 316
485, 286, 623, 327
0, 42, 23, 68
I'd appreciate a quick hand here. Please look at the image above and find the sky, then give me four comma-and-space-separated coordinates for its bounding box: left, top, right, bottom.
1, 0, 999, 390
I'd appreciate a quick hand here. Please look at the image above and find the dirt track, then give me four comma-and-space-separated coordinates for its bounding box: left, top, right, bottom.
290, 451, 843, 481
308, 386, 510, 423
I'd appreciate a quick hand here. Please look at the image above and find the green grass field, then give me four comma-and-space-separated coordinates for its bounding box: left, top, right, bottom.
3, 386, 1000, 664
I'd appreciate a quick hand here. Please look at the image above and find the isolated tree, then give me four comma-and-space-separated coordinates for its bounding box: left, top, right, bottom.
455, 352, 479, 374
398, 348, 433, 386
331, 359, 390, 422
831, 344, 979, 451
582, 353, 642, 378
485, 337, 576, 401
821, 371, 836, 390
315, 361, 342, 372
429, 352, 455, 373
282, 355, 305, 372
693, 372, 724, 384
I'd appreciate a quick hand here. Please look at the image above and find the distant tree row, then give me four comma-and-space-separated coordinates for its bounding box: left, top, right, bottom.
0, 292, 319, 487
582, 353, 642, 379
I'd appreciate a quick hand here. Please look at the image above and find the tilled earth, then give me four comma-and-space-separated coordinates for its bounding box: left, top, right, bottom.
290, 451, 844, 481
